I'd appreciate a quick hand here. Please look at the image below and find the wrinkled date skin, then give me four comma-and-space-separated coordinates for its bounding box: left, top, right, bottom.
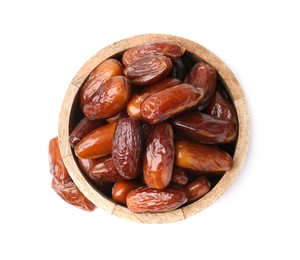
175, 140, 233, 174
143, 123, 174, 189
69, 117, 105, 148
171, 167, 189, 186
185, 62, 217, 111
141, 83, 204, 124
127, 77, 181, 119
122, 42, 185, 66
172, 112, 232, 144
206, 89, 238, 143
87, 155, 124, 183
51, 177, 95, 211
112, 118, 143, 180
170, 55, 193, 81
126, 186, 187, 213
75, 122, 116, 159
112, 180, 141, 205
186, 176, 211, 202
49, 137, 71, 182
83, 76, 131, 120
79, 59, 124, 108
124, 55, 173, 86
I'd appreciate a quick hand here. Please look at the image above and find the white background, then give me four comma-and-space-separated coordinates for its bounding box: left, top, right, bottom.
1, 0, 299, 259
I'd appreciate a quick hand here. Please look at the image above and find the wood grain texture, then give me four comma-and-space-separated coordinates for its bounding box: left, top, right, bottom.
58, 34, 250, 224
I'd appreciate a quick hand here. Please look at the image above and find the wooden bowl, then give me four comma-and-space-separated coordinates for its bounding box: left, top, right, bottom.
58, 34, 250, 224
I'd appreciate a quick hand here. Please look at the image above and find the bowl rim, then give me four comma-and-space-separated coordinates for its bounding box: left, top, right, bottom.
58, 33, 250, 224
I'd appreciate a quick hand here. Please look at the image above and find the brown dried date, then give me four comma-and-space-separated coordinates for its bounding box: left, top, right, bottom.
206, 89, 238, 143
127, 77, 181, 119
122, 42, 185, 66
170, 55, 193, 81
77, 158, 97, 175
75, 122, 116, 159
51, 177, 95, 211
49, 137, 71, 183
186, 176, 210, 202
126, 186, 187, 213
185, 62, 217, 111
112, 118, 143, 180
123, 55, 172, 86
141, 83, 204, 124
79, 59, 123, 108
175, 140, 233, 174
88, 155, 124, 183
172, 112, 232, 144
143, 123, 174, 189
171, 167, 189, 186
83, 76, 131, 120
112, 180, 141, 205
69, 117, 105, 148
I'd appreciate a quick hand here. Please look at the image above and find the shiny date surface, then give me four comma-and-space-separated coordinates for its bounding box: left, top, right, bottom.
141, 83, 204, 124
124, 55, 172, 86
172, 112, 232, 144
175, 140, 233, 174
186, 176, 210, 202
51, 177, 95, 211
75, 122, 116, 159
206, 89, 238, 143
49, 137, 71, 182
143, 123, 174, 189
185, 62, 216, 111
69, 117, 105, 148
112, 180, 141, 205
122, 42, 185, 66
112, 118, 143, 180
127, 77, 181, 119
79, 59, 123, 108
83, 76, 131, 120
126, 186, 187, 213
88, 155, 124, 183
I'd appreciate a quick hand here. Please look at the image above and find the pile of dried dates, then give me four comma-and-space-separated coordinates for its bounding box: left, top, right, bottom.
48, 42, 238, 213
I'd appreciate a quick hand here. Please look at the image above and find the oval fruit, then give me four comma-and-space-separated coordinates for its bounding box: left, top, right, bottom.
175, 140, 233, 174
112, 118, 143, 180
83, 76, 131, 120
143, 123, 174, 189
126, 186, 187, 213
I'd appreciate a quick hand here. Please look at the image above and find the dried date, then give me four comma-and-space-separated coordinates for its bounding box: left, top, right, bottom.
112, 118, 143, 180
126, 186, 187, 213
186, 176, 210, 202
143, 123, 174, 189
83, 76, 131, 120
175, 140, 233, 174
122, 42, 185, 66
51, 177, 95, 211
185, 62, 216, 111
69, 117, 105, 148
75, 122, 116, 159
112, 180, 141, 205
172, 112, 232, 144
79, 59, 123, 108
141, 83, 204, 124
127, 77, 181, 119
88, 155, 124, 183
49, 137, 71, 183
124, 55, 172, 86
